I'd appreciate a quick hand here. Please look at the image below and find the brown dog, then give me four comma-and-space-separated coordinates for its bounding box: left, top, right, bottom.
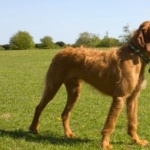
29, 21, 150, 149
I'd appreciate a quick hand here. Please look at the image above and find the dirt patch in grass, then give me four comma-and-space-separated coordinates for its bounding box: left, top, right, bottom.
0, 113, 11, 120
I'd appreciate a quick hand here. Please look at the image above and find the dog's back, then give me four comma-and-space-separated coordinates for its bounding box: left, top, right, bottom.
48, 47, 121, 95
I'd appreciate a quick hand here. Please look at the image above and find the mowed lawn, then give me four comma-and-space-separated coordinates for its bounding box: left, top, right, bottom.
0, 49, 150, 150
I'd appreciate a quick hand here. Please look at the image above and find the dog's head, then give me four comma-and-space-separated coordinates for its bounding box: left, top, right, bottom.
130, 21, 150, 52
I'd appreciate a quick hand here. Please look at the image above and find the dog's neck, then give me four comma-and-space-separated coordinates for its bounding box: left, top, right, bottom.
128, 43, 150, 64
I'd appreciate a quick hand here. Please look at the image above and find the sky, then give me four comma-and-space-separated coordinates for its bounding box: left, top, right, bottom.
1, 0, 150, 44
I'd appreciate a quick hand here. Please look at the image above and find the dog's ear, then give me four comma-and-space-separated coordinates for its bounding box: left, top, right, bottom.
143, 26, 150, 51
130, 21, 150, 51
137, 30, 145, 47
138, 21, 150, 51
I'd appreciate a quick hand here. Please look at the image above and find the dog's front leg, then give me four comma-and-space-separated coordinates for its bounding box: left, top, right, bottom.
101, 96, 125, 150
127, 94, 148, 146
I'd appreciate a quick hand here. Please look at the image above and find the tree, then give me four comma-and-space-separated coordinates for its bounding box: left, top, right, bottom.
0, 45, 5, 50
119, 24, 132, 44
109, 38, 121, 47
1, 44, 10, 50
55, 41, 66, 47
99, 32, 110, 47
97, 31, 121, 47
9, 31, 34, 50
75, 32, 100, 47
40, 36, 55, 49
35, 43, 42, 49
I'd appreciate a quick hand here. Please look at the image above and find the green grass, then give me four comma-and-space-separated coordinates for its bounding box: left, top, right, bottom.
0, 49, 150, 150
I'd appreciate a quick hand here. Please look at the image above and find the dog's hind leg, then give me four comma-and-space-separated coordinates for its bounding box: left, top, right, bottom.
29, 75, 63, 134
62, 77, 81, 138
127, 92, 148, 146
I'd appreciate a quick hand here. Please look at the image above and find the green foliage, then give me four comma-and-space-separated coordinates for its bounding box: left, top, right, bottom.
1, 23, 134, 50
109, 38, 121, 47
119, 24, 132, 44
0, 45, 5, 50
40, 36, 55, 49
97, 32, 121, 47
75, 32, 120, 48
1, 49, 150, 150
75, 32, 101, 47
98, 37, 120, 47
2, 23, 132, 50
35, 43, 42, 49
1, 44, 10, 50
55, 41, 66, 47
9, 31, 34, 50
98, 36, 110, 47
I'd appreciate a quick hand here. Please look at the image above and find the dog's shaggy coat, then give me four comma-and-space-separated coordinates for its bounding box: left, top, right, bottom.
29, 21, 150, 149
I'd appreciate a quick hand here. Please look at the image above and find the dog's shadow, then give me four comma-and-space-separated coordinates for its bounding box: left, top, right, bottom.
0, 129, 91, 146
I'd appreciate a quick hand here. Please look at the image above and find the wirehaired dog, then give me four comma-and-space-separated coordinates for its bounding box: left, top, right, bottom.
29, 21, 150, 149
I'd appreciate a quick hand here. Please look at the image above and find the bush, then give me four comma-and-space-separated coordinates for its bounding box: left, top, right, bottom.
40, 36, 55, 49
55, 41, 66, 47
0, 45, 5, 50
2, 44, 10, 50
9, 31, 34, 50
75, 32, 101, 47
35, 43, 42, 49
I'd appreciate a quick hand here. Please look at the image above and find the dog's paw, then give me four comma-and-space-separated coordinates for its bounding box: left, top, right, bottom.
101, 142, 113, 150
29, 126, 39, 134
102, 144, 113, 150
65, 132, 76, 138
136, 139, 148, 146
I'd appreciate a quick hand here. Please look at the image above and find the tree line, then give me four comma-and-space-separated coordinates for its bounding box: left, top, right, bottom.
0, 25, 131, 50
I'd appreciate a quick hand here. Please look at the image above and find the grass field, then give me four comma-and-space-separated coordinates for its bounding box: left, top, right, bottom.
0, 49, 150, 150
